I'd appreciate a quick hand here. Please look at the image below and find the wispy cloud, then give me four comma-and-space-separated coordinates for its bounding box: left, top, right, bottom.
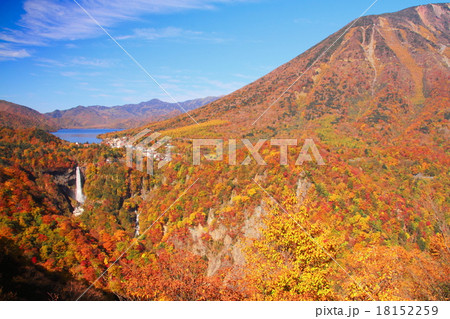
0, 0, 250, 59
35, 57, 67, 67
199, 77, 246, 91
117, 27, 197, 40
36, 56, 113, 68
71, 57, 112, 67
0, 44, 31, 60
60, 71, 102, 77
117, 26, 227, 42
151, 73, 246, 101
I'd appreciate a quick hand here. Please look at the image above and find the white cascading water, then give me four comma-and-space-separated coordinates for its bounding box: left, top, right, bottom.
75, 166, 85, 204
135, 211, 140, 237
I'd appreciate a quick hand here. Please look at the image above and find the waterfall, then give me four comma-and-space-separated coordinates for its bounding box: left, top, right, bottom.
75, 167, 85, 204
135, 211, 140, 237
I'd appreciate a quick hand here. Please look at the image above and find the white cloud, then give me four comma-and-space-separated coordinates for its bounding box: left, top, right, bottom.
0, 0, 249, 50
60, 71, 102, 77
35, 56, 112, 68
0, 29, 45, 46
0, 48, 30, 59
117, 27, 198, 40
71, 57, 112, 67
199, 77, 246, 91
117, 26, 228, 43
35, 57, 67, 67
150, 73, 246, 101
0, 43, 31, 60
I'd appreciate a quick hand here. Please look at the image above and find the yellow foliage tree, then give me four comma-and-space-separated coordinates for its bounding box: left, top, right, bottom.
242, 195, 341, 300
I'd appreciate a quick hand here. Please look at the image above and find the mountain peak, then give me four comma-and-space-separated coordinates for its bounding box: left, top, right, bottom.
131, 3, 448, 143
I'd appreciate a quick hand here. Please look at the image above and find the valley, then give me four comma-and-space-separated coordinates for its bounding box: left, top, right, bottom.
0, 3, 448, 301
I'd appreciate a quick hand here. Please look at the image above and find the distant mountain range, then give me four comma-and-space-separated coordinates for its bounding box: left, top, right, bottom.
46, 97, 219, 129
0, 100, 59, 131
0, 97, 219, 131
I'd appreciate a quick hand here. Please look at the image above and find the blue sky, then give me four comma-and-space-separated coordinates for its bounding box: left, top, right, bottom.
0, 0, 441, 113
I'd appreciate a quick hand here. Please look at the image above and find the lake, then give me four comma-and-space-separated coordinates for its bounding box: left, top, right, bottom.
52, 128, 123, 144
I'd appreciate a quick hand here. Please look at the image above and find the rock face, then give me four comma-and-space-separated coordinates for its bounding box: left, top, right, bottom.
296, 173, 312, 204
47, 166, 86, 215
188, 203, 268, 277
51, 168, 76, 199
183, 173, 313, 276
